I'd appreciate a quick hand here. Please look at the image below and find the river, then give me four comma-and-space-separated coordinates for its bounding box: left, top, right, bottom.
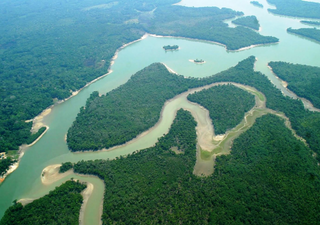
1, 0, 320, 223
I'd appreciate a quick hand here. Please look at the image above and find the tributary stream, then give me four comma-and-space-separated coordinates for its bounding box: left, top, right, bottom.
1, 0, 320, 223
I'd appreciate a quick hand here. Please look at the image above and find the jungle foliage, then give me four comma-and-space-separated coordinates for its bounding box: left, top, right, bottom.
0, 180, 86, 225
144, 6, 278, 50
301, 20, 320, 26
0, 158, 17, 177
269, 61, 320, 108
67, 63, 205, 151
267, 0, 320, 19
250, 1, 264, 8
0, 0, 279, 152
188, 84, 255, 135
73, 111, 320, 224
200, 56, 320, 162
232, 16, 260, 31
59, 162, 74, 173
287, 27, 320, 43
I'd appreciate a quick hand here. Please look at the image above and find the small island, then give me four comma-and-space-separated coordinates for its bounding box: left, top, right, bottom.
163, 45, 179, 51
189, 59, 205, 64
250, 1, 263, 8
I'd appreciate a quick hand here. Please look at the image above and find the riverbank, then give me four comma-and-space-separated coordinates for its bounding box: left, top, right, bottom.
148, 33, 278, 52
267, 65, 320, 112
40, 164, 104, 225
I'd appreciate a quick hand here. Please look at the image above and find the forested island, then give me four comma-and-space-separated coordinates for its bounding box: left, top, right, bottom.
0, 0, 280, 153
52, 112, 320, 224
0, 181, 86, 224
268, 61, 320, 108
250, 1, 263, 8
67, 63, 207, 151
267, 0, 320, 19
301, 20, 320, 26
232, 16, 260, 31
188, 84, 255, 134
144, 6, 278, 51
163, 45, 179, 50
2, 56, 320, 223
287, 27, 320, 43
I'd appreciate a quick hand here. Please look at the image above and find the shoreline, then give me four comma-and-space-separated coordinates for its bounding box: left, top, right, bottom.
188, 59, 206, 64
3, 33, 150, 185
40, 164, 104, 225
148, 33, 278, 52
267, 65, 320, 112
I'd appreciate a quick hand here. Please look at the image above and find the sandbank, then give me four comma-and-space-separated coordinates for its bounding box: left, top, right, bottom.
41, 164, 73, 185
188, 59, 206, 64
79, 182, 94, 225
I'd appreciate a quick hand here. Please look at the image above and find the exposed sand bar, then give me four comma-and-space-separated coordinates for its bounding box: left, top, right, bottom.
39, 164, 104, 225
268, 65, 320, 112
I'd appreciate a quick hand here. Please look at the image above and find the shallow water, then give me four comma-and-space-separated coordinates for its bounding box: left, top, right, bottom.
1, 0, 320, 223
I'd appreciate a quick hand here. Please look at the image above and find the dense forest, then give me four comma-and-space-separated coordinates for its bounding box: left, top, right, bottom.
287, 27, 320, 43
198, 56, 320, 163
144, 6, 278, 50
70, 111, 320, 224
267, 0, 320, 19
187, 84, 255, 134
69, 56, 320, 163
0, 158, 17, 177
250, 1, 263, 8
301, 20, 320, 26
59, 162, 73, 173
232, 16, 260, 31
0, 180, 86, 225
268, 61, 320, 108
0, 0, 280, 153
67, 63, 206, 151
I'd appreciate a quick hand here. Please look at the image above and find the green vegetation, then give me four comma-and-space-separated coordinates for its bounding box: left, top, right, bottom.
0, 0, 279, 153
73, 110, 320, 224
69, 56, 320, 163
59, 162, 73, 173
26, 127, 47, 145
287, 27, 320, 43
144, 6, 278, 50
193, 59, 204, 63
250, 1, 263, 8
163, 45, 179, 50
188, 84, 255, 134
0, 158, 17, 177
232, 16, 260, 31
301, 20, 320, 26
199, 56, 320, 162
267, 0, 320, 19
268, 61, 320, 108
0, 180, 86, 225
67, 63, 206, 151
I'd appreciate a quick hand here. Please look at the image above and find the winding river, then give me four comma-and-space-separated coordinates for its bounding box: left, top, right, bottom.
1, 0, 320, 223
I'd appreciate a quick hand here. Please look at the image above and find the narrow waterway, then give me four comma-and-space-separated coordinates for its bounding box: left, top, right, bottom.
1, 0, 320, 222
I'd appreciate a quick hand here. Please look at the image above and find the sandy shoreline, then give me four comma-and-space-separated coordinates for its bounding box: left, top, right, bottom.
268, 65, 320, 112
40, 164, 103, 225
3, 33, 150, 185
79, 182, 94, 225
188, 59, 206, 64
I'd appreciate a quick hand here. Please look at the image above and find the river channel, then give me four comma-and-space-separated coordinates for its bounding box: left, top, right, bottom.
1, 0, 320, 223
